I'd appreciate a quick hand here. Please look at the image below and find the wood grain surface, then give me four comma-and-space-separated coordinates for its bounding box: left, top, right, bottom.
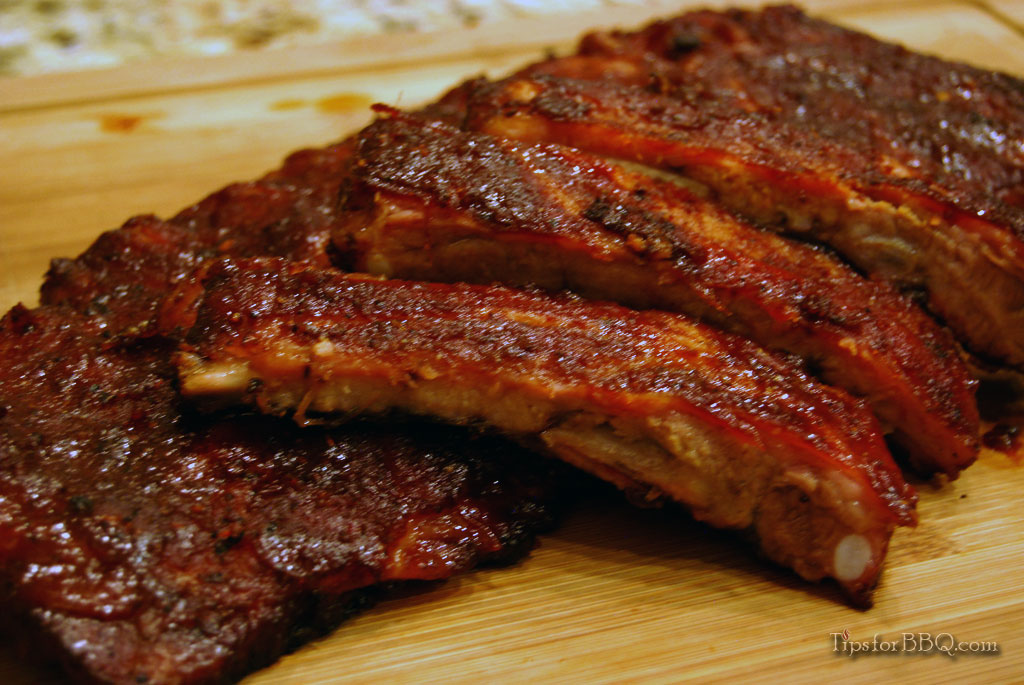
2, 1, 1024, 682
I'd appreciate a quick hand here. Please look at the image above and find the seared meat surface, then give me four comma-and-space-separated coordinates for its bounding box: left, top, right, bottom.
0, 305, 557, 684
462, 5, 1024, 369
41, 140, 354, 331
164, 258, 917, 605
335, 112, 978, 477
7, 140, 561, 683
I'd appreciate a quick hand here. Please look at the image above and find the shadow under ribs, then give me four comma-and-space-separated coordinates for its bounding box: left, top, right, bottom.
163, 258, 918, 605
335, 112, 978, 477
462, 5, 1024, 372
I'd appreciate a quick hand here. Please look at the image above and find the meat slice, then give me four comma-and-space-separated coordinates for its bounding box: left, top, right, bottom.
460, 5, 1024, 370
0, 304, 558, 684
163, 258, 917, 605
335, 113, 978, 477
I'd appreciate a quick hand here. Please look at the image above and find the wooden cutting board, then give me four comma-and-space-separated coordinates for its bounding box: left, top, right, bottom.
2, 1, 1024, 682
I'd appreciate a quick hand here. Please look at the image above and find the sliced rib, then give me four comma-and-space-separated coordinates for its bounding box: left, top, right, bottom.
9, 139, 561, 683
163, 257, 918, 605
0, 304, 558, 684
460, 5, 1024, 370
335, 112, 978, 476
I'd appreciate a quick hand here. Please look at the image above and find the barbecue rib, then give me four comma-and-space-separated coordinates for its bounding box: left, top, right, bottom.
0, 305, 558, 684
460, 5, 1024, 370
163, 258, 917, 604
335, 112, 978, 477
41, 140, 354, 331
7, 141, 560, 683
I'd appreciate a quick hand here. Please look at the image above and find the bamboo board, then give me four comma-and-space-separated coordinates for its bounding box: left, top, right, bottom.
2, 2, 1024, 682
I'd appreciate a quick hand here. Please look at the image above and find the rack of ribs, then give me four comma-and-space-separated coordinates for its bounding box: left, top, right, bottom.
3, 144, 560, 683
162, 257, 918, 605
0, 305, 558, 684
334, 112, 978, 477
7, 6, 1017, 679
459, 5, 1024, 372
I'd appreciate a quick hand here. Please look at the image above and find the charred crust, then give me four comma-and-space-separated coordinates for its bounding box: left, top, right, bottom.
666, 33, 701, 58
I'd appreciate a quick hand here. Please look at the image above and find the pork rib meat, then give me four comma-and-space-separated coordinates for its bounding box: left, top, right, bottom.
163, 257, 917, 605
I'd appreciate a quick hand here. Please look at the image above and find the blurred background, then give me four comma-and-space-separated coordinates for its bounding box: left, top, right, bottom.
0, 0, 662, 76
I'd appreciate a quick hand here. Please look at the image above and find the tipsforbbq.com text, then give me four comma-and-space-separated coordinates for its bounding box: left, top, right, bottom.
830, 632, 1000, 658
